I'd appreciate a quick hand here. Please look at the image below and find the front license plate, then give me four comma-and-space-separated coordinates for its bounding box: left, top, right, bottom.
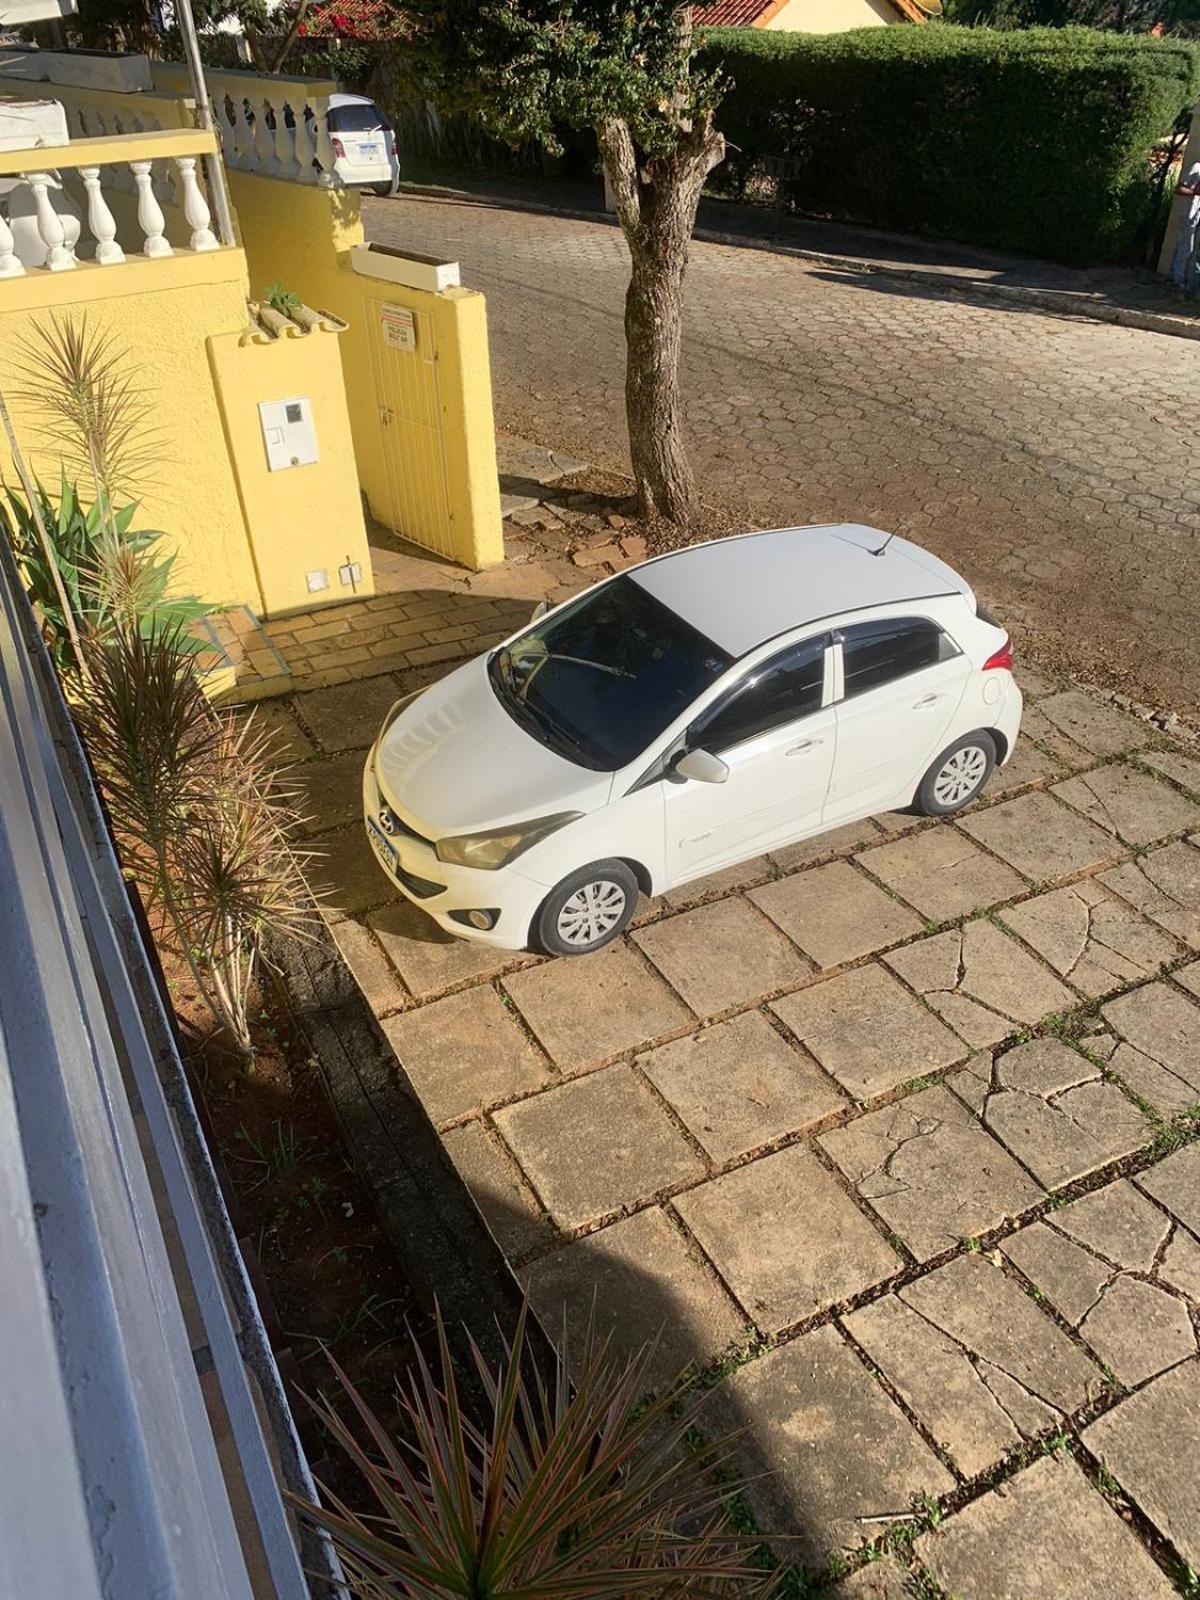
366, 816, 398, 874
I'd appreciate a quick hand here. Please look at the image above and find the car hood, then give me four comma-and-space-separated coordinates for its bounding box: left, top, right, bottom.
374, 657, 610, 836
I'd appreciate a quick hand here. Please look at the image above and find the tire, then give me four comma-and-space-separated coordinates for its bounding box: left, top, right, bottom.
533, 859, 639, 956
370, 178, 399, 197
915, 731, 996, 817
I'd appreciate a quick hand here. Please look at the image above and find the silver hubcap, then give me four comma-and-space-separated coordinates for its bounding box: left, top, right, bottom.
557, 879, 627, 947
934, 745, 988, 807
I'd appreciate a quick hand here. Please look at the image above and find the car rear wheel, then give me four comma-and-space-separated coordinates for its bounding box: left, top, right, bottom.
916, 732, 996, 817
533, 860, 638, 956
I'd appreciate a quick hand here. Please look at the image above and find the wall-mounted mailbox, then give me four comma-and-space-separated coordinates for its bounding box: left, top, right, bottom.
258, 396, 318, 472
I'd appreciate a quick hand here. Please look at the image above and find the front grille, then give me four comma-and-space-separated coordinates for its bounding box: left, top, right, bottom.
376, 798, 433, 849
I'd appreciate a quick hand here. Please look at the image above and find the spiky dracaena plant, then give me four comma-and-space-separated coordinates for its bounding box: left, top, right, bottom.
294, 1306, 775, 1599
75, 624, 318, 1053
14, 309, 162, 511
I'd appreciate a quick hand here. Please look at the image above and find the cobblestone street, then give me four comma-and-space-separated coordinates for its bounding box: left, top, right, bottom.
364, 194, 1200, 720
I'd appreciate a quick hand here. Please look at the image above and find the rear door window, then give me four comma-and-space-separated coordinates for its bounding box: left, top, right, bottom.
690, 635, 828, 755
840, 618, 958, 699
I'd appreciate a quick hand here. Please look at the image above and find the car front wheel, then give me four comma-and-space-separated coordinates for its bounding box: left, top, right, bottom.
533, 860, 639, 956
915, 731, 996, 817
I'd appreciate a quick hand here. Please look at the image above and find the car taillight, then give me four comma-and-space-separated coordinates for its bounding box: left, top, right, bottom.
331, 135, 346, 158
984, 638, 1013, 672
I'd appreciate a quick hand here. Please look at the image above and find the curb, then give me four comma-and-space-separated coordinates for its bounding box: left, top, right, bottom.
392, 182, 1200, 344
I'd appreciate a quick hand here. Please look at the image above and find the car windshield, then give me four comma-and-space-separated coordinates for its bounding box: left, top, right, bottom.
488, 575, 732, 770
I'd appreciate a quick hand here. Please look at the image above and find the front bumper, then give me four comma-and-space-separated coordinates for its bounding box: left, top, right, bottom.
361, 753, 547, 950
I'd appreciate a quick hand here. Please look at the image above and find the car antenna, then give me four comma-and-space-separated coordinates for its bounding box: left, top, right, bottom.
871, 531, 897, 558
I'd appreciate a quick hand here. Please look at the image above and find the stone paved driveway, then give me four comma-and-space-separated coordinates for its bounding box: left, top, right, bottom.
364, 195, 1200, 720
273, 644, 1200, 1596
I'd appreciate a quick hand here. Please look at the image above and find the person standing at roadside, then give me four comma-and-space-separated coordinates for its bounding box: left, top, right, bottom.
1171, 158, 1200, 294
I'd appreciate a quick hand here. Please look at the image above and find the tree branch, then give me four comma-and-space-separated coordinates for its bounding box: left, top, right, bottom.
596, 118, 641, 235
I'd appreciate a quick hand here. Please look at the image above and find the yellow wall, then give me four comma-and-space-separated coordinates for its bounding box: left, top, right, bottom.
228, 170, 503, 570
207, 319, 375, 616
0, 250, 265, 610
765, 0, 898, 26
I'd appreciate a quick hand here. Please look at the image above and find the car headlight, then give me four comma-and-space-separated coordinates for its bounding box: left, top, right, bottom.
435, 811, 582, 871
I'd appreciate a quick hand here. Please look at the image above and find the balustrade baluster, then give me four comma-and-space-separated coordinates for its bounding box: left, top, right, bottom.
292, 101, 317, 182
255, 99, 277, 174
130, 161, 172, 257
174, 157, 218, 251
312, 101, 336, 186
0, 207, 25, 278
79, 167, 125, 264
272, 95, 300, 180
26, 174, 75, 271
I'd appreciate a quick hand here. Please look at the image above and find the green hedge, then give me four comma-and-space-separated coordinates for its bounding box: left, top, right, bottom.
699, 25, 1198, 263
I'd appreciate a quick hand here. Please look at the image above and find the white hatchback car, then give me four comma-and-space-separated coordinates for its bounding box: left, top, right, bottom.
363, 525, 1021, 955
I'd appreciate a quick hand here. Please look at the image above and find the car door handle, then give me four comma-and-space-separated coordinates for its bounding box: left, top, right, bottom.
912, 693, 943, 709
786, 737, 825, 756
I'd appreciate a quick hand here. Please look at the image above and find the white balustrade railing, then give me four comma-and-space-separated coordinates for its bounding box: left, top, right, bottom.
0, 128, 224, 279
155, 66, 342, 187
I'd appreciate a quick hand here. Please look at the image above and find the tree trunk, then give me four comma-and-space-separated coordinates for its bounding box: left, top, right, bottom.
598, 116, 724, 527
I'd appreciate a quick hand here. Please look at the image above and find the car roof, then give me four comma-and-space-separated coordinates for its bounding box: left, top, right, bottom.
629, 524, 972, 658
327, 92, 376, 108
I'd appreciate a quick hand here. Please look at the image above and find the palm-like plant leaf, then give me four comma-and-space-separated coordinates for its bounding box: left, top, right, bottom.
294, 1307, 774, 1599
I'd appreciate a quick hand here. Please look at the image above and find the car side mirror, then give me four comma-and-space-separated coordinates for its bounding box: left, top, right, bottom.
529, 598, 551, 621
675, 748, 730, 785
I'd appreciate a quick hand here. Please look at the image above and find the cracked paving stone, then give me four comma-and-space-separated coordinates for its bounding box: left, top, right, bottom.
999, 880, 1183, 998
950, 1039, 1150, 1189
1019, 703, 1098, 770
856, 827, 1025, 923
1103, 981, 1200, 1114
1177, 959, 1200, 1000
1033, 690, 1148, 758
986, 733, 1069, 796
1099, 839, 1200, 948
1004, 1184, 1196, 1388
917, 1454, 1177, 1600
494, 1066, 703, 1229
958, 790, 1118, 882
520, 1208, 744, 1388
898, 1254, 1104, 1431
1137, 1142, 1200, 1239
884, 921, 1074, 1050
845, 1293, 1025, 1477
703, 1324, 954, 1568
1085, 1359, 1200, 1573
1052, 763, 1200, 846
748, 859, 921, 970
821, 1085, 1042, 1262
674, 1145, 901, 1332
771, 964, 964, 1101
638, 1010, 845, 1163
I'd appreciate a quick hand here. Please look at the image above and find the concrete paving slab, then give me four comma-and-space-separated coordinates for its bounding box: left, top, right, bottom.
367, 900, 527, 1001
772, 964, 964, 1101
1103, 983, 1200, 1115
918, 1455, 1176, 1600
675, 1145, 900, 1332
520, 1207, 744, 1387
822, 1084, 1042, 1260
494, 1065, 703, 1228
1099, 839, 1200, 948
639, 1010, 845, 1163
1085, 1359, 1200, 1573
382, 985, 549, 1126
749, 860, 922, 969
999, 880, 1183, 997
958, 792, 1119, 883
632, 897, 811, 1016
706, 1325, 953, 1567
858, 828, 1025, 923
1053, 763, 1200, 846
